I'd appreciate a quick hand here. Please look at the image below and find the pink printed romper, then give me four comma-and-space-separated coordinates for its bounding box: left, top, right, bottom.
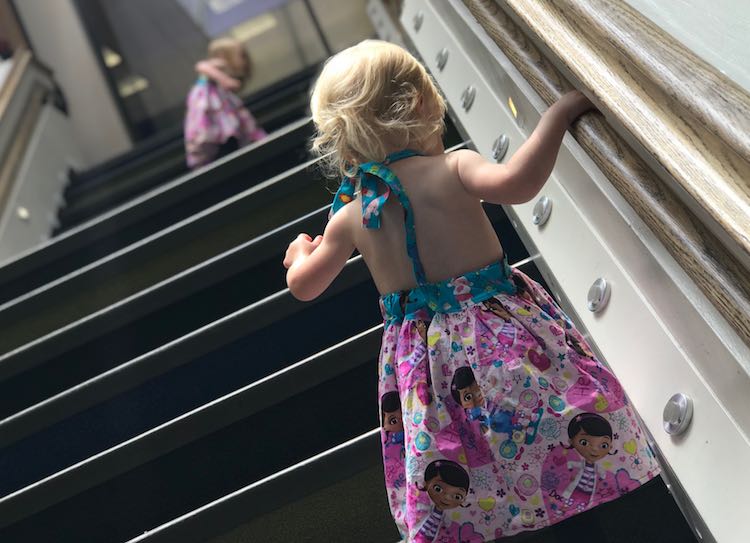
330, 150, 660, 542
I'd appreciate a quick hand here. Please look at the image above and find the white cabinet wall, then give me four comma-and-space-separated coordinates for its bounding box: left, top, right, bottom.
401, 2, 750, 541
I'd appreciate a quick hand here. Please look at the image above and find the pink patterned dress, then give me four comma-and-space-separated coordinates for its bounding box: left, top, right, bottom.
184, 76, 267, 169
331, 150, 660, 542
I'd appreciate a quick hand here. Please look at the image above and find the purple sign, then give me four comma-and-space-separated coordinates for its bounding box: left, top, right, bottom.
176, 0, 290, 37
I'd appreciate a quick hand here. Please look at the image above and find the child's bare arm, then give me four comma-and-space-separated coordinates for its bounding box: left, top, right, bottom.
455, 91, 594, 204
283, 209, 355, 301
195, 60, 241, 92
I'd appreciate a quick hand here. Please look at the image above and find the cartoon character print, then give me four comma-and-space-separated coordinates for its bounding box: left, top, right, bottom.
540, 412, 638, 521
478, 299, 517, 362
433, 362, 496, 469
511, 273, 537, 307
382, 391, 405, 450
482, 298, 514, 321
378, 265, 659, 539
414, 460, 471, 542
381, 390, 407, 499
566, 331, 594, 359
503, 273, 627, 417
397, 320, 429, 381
451, 366, 518, 437
415, 319, 428, 342
474, 317, 505, 367
565, 353, 626, 414
434, 409, 496, 469
407, 320, 434, 408
511, 272, 572, 340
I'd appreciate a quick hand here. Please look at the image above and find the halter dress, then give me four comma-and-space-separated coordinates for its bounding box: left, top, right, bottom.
330, 150, 659, 542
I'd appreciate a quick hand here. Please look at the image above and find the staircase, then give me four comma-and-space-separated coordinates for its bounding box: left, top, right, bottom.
0, 53, 696, 543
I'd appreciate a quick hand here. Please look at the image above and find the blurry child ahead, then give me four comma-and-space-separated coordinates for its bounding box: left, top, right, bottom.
284, 40, 660, 542
184, 38, 267, 169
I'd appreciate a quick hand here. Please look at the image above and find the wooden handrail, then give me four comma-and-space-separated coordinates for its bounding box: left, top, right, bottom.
559, 0, 750, 164
464, 0, 750, 347
0, 83, 47, 215
0, 48, 31, 125
480, 0, 750, 260
0, 49, 53, 214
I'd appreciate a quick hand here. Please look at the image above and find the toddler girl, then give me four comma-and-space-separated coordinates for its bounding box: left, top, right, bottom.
184, 37, 266, 169
284, 40, 658, 541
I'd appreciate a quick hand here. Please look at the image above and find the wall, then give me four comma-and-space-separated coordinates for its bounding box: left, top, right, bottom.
13, 0, 132, 167
0, 0, 28, 52
625, 0, 750, 93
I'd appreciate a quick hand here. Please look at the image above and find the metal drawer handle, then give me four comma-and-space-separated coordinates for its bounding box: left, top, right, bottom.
492, 134, 509, 162
587, 277, 610, 312
531, 195, 551, 226
663, 393, 693, 436
413, 11, 424, 32
460, 85, 476, 111
436, 48, 449, 71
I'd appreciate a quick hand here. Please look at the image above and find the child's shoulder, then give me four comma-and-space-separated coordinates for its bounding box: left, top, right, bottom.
420, 148, 485, 186
409, 148, 476, 171
445, 148, 485, 169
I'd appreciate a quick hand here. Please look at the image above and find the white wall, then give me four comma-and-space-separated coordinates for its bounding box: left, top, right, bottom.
625, 0, 750, 93
14, 0, 132, 167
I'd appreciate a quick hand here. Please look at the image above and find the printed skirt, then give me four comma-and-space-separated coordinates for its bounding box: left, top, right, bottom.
378, 260, 659, 542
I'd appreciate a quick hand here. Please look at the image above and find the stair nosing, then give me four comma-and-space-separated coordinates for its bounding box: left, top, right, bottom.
0, 325, 382, 529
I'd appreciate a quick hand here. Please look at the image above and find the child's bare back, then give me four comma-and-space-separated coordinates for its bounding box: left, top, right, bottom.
341, 151, 504, 294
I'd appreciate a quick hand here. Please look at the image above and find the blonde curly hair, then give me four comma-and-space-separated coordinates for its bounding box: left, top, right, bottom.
310, 40, 446, 179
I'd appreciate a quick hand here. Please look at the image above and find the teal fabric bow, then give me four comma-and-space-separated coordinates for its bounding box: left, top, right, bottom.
329, 150, 421, 229
329, 165, 390, 228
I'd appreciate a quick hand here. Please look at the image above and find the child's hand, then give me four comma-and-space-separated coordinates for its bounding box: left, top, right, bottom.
556, 90, 595, 124
195, 60, 242, 92
283, 233, 323, 269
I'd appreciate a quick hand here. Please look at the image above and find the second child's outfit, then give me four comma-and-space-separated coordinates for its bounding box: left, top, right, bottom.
184, 75, 267, 169
330, 150, 659, 542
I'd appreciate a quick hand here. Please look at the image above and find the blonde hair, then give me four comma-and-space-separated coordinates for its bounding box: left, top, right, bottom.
310, 40, 446, 179
208, 38, 251, 82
